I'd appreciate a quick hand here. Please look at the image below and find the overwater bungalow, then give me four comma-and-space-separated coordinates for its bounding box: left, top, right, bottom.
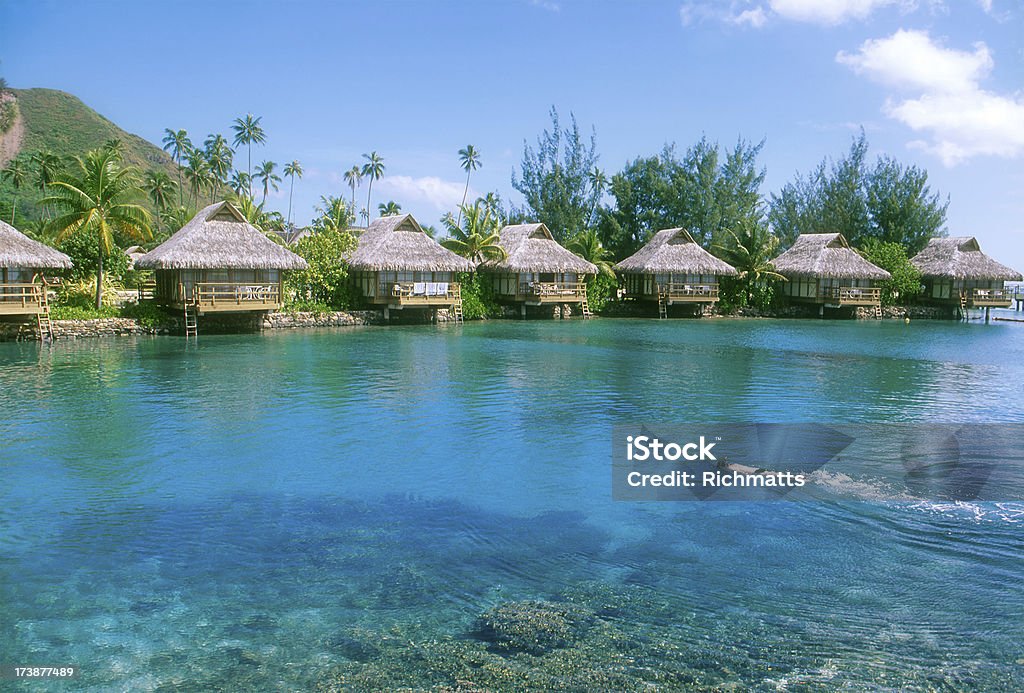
615, 228, 737, 318
135, 201, 307, 329
772, 233, 889, 313
0, 219, 72, 339
910, 237, 1021, 315
480, 223, 597, 318
347, 214, 474, 321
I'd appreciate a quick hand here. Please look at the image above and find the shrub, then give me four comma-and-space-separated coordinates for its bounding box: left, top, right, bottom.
286, 228, 358, 309
57, 232, 130, 283
456, 272, 500, 320
120, 301, 169, 329
56, 277, 123, 309
861, 241, 923, 306
586, 273, 618, 314
50, 304, 119, 320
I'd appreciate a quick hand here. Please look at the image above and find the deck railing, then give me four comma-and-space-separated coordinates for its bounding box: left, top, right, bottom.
0, 283, 45, 312
192, 282, 281, 308
824, 286, 882, 305
969, 288, 1013, 307
381, 281, 461, 303
657, 283, 720, 301
519, 281, 587, 300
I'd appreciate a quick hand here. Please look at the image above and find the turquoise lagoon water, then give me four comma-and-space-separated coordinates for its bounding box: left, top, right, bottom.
2, 318, 1023, 690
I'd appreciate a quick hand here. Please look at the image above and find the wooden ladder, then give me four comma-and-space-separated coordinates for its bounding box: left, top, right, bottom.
580, 283, 592, 319
451, 284, 464, 324
36, 285, 54, 342
657, 288, 668, 319
183, 303, 198, 337
958, 291, 968, 321
872, 305, 882, 320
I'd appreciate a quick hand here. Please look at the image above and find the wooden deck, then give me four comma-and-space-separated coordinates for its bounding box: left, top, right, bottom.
372, 281, 461, 308
659, 283, 720, 304
514, 281, 587, 304
824, 287, 882, 307
191, 282, 282, 313
0, 283, 46, 315
968, 288, 1013, 308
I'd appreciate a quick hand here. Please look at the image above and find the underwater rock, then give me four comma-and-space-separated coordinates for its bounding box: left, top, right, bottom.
323, 633, 380, 662
473, 600, 594, 655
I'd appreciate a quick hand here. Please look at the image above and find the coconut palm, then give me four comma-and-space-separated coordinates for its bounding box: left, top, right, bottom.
229, 170, 250, 197
231, 114, 266, 199
42, 149, 152, 308
283, 159, 303, 225
313, 195, 352, 233
203, 133, 233, 190
360, 151, 385, 223
343, 166, 362, 219
183, 150, 214, 207
143, 169, 177, 212
587, 167, 607, 224
378, 200, 401, 216
31, 150, 63, 218
566, 229, 615, 279
255, 160, 281, 205
160, 205, 194, 233
161, 128, 192, 206
1, 155, 28, 224
103, 138, 126, 160
712, 221, 786, 306
457, 144, 481, 228
440, 199, 506, 263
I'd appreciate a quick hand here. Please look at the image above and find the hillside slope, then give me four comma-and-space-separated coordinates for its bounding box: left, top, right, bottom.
0, 88, 178, 225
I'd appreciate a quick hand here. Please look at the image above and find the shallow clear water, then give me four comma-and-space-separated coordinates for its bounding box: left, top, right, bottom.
2, 318, 1023, 691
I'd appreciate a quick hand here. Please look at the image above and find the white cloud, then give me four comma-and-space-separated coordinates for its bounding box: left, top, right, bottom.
375, 175, 475, 214
837, 30, 1024, 165
768, 0, 904, 25
529, 0, 560, 12
680, 0, 914, 28
837, 29, 992, 93
976, 0, 992, 12
733, 7, 768, 27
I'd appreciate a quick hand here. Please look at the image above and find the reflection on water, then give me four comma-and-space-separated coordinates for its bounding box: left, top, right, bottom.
1, 318, 1023, 690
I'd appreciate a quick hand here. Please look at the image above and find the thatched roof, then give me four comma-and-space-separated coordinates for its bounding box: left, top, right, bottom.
614, 228, 737, 276
771, 233, 890, 280
481, 223, 597, 274
910, 237, 1021, 281
347, 214, 474, 272
135, 201, 308, 271
0, 219, 73, 269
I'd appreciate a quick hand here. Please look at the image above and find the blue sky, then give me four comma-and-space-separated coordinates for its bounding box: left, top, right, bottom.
1, 0, 1021, 269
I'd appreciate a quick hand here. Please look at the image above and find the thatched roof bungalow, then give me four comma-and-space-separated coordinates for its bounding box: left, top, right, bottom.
480, 223, 597, 309
135, 201, 307, 313
910, 237, 1021, 308
348, 214, 473, 316
615, 228, 737, 313
772, 233, 889, 307
0, 219, 72, 316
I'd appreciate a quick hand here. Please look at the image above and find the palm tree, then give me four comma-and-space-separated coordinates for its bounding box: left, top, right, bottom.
203, 133, 233, 192
161, 128, 192, 207
457, 144, 481, 228
343, 166, 362, 220
313, 195, 352, 233
43, 149, 152, 308
255, 160, 281, 204
1, 155, 28, 224
712, 221, 786, 306
283, 159, 303, 225
231, 114, 266, 199
229, 170, 250, 197
440, 199, 506, 263
143, 169, 177, 212
103, 138, 126, 160
360, 151, 385, 223
378, 200, 401, 216
566, 229, 616, 279
587, 167, 607, 224
160, 205, 194, 233
31, 150, 63, 219
183, 150, 214, 207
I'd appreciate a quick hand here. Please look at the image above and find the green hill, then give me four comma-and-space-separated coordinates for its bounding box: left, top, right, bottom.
0, 88, 178, 226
